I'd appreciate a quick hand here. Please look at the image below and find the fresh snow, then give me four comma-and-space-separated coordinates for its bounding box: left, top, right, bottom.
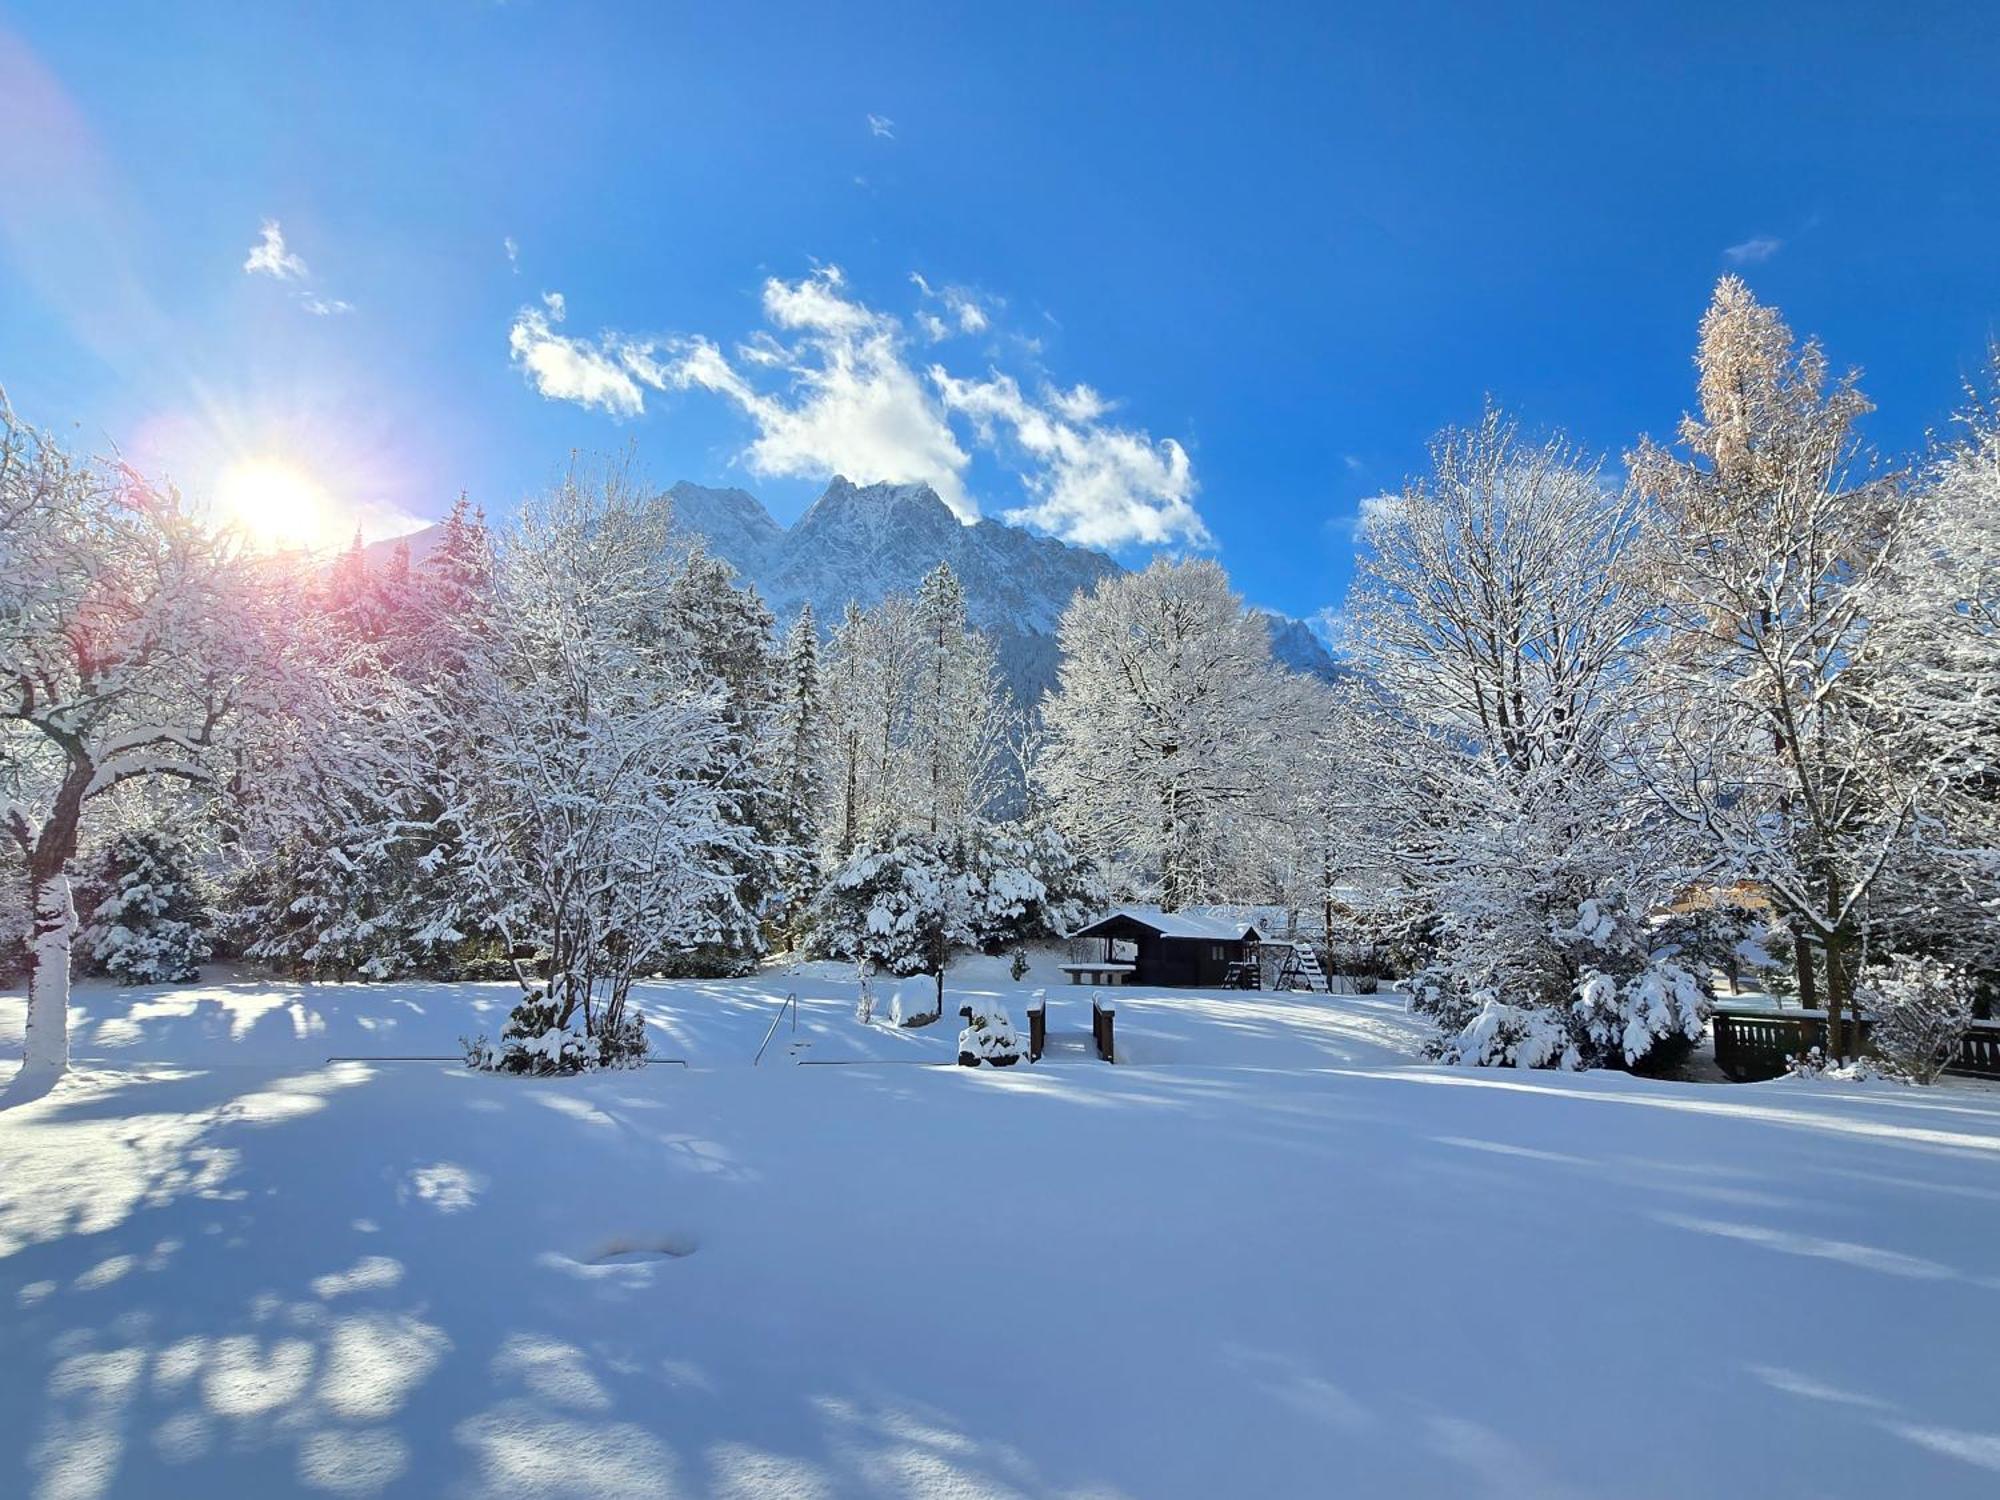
3, 965, 1998, 1498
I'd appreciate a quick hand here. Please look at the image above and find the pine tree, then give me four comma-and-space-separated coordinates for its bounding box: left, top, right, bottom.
775, 605, 824, 850
77, 831, 213, 984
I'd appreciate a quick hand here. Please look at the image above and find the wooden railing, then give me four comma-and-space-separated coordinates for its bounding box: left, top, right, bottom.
1712, 1007, 2000, 1082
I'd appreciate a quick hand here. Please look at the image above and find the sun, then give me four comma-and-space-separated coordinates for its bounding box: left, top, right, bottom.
210, 457, 350, 553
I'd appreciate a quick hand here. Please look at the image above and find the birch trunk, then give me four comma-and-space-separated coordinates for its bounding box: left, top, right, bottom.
22, 871, 74, 1074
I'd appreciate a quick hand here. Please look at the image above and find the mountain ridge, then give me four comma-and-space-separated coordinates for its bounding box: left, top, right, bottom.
374, 478, 1341, 700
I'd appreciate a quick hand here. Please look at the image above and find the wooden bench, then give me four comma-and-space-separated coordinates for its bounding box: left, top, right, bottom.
1061, 963, 1133, 986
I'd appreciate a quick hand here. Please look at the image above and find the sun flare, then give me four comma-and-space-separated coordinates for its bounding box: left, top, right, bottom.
211, 456, 350, 553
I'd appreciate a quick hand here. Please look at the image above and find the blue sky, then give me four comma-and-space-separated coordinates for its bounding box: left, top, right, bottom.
3, 2, 1997, 626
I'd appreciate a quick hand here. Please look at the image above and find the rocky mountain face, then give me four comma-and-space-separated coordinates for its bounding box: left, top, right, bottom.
667, 477, 1128, 703
378, 477, 1341, 702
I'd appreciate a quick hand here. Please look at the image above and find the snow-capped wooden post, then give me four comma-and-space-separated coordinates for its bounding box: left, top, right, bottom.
1091, 991, 1116, 1063
1026, 989, 1047, 1062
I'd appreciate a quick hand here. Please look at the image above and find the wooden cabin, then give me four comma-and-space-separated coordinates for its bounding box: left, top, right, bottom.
1063, 906, 1265, 988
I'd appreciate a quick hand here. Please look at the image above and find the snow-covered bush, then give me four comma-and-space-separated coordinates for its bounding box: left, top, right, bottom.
464, 989, 648, 1075
76, 831, 213, 984
1863, 959, 1974, 1084
1570, 959, 1708, 1070
1416, 896, 1711, 1071
958, 1000, 1025, 1066
1784, 1047, 1885, 1084
1439, 994, 1578, 1070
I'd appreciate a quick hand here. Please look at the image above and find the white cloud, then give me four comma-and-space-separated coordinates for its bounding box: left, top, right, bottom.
1349, 490, 1405, 543
244, 220, 308, 281
910, 272, 993, 336
507, 292, 646, 418
866, 113, 895, 139
504, 236, 519, 272
506, 264, 1210, 549
245, 219, 357, 314
1308, 606, 1349, 651
1342, 453, 1365, 472
1724, 234, 1782, 265
932, 367, 1207, 549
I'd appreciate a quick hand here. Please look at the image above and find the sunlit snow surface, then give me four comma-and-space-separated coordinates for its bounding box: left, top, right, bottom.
2, 956, 1996, 1498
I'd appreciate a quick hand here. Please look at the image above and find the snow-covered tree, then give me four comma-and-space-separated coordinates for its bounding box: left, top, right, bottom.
807, 831, 972, 1021
1865, 361, 2000, 990
1342, 407, 1683, 1063
773, 604, 825, 853
1630, 278, 1925, 1058
1040, 558, 1295, 909
447, 465, 762, 1062
76, 829, 213, 984
816, 579, 1011, 859
910, 563, 1010, 836
0, 401, 274, 1074
225, 505, 491, 981
961, 819, 1107, 949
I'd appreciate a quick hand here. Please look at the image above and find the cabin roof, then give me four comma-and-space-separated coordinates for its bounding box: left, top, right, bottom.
1067, 905, 1264, 942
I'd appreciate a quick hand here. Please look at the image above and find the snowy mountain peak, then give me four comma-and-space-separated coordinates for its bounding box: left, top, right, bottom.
666, 482, 784, 572
798, 477, 966, 541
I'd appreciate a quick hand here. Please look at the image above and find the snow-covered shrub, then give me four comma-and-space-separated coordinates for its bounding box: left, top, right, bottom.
464, 988, 649, 1074
1406, 965, 1485, 1040
1864, 959, 1975, 1084
465, 994, 586, 1075
958, 1000, 1025, 1066
1009, 948, 1030, 982
1439, 994, 1579, 1070
1784, 1046, 1885, 1084
76, 831, 212, 984
1416, 896, 1711, 1071
1570, 958, 1708, 1070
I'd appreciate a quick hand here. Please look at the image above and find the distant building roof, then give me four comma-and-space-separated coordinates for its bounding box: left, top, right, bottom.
1068, 905, 1264, 941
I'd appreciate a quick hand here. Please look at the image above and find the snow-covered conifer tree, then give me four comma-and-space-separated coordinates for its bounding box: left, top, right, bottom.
807, 830, 971, 1021
76, 829, 213, 984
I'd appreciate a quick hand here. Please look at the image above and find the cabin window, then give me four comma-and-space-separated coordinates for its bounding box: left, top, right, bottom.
1211, 944, 1226, 961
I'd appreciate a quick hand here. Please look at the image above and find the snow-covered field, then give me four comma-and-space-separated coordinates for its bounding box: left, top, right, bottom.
4, 963, 1998, 1499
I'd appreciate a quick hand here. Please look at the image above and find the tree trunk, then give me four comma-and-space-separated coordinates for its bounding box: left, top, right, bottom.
1791, 928, 1818, 1013
1824, 930, 1856, 1064
23, 871, 75, 1075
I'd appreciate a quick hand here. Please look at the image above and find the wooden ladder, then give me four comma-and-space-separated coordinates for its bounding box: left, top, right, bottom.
1288, 944, 1331, 993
